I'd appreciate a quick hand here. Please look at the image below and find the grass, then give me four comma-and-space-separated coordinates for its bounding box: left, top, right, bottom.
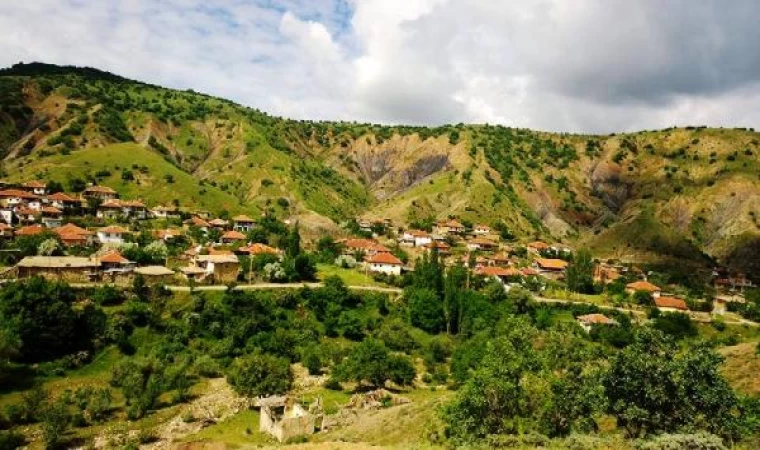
184, 408, 275, 447
316, 264, 385, 287
6, 143, 248, 214
720, 341, 760, 396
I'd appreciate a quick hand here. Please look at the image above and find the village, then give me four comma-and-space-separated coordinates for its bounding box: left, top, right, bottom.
0, 179, 756, 331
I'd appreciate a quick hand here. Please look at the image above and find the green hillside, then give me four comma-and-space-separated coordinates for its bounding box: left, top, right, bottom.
1, 62, 759, 276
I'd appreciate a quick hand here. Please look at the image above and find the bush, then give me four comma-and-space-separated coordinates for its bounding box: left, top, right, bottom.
635, 433, 727, 450
0, 430, 24, 450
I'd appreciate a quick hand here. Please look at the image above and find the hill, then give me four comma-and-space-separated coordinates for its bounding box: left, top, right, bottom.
1, 62, 759, 276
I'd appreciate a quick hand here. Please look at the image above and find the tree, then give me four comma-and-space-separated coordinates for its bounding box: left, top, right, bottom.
227, 353, 292, 398
285, 222, 301, 258
566, 248, 595, 294
41, 398, 70, 449
334, 338, 415, 388
407, 288, 444, 334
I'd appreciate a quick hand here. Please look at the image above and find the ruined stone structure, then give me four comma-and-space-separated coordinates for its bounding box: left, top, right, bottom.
258, 396, 317, 442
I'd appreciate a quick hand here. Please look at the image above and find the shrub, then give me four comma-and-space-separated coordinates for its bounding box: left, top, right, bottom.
635, 433, 727, 450
227, 353, 292, 398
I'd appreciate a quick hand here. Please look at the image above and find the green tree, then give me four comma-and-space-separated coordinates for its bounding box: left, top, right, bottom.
40, 398, 70, 449
334, 338, 415, 387
566, 248, 595, 294
227, 353, 292, 398
406, 288, 444, 334
285, 222, 301, 258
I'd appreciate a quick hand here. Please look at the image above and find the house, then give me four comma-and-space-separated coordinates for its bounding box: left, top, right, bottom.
15, 256, 100, 282
593, 264, 621, 284
527, 241, 550, 254
476, 266, 521, 284
191, 254, 240, 284
220, 230, 246, 244
237, 243, 280, 256
576, 314, 619, 333
120, 200, 148, 219
97, 199, 123, 219
209, 218, 229, 229
133, 266, 175, 284
534, 258, 569, 276
0, 189, 41, 208
626, 280, 662, 298
654, 296, 689, 312
0, 208, 13, 225
40, 206, 63, 228
365, 252, 403, 276
83, 185, 118, 201
258, 396, 317, 442
98, 250, 134, 271
14, 207, 39, 224
20, 181, 47, 196
150, 206, 181, 219
342, 238, 390, 256
435, 219, 465, 235
473, 224, 491, 235
423, 241, 451, 254
54, 223, 93, 247
154, 229, 181, 241
46, 192, 80, 212
467, 238, 497, 251
233, 215, 256, 232
400, 230, 432, 247
97, 226, 129, 245
15, 224, 44, 237
186, 216, 211, 231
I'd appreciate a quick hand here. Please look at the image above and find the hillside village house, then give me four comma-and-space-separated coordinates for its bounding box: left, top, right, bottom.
476, 266, 521, 286
40, 206, 63, 227
186, 216, 211, 232
654, 296, 689, 312
400, 230, 432, 247
15, 224, 44, 237
14, 207, 38, 224
534, 258, 569, 278
233, 215, 256, 232
187, 254, 240, 284
467, 238, 497, 252
424, 241, 451, 254
626, 280, 662, 298
576, 314, 619, 333
46, 192, 80, 212
20, 181, 47, 196
133, 265, 176, 284
54, 223, 93, 247
0, 223, 13, 239
14, 256, 100, 283
97, 226, 129, 245
0, 189, 42, 209
473, 224, 491, 235
527, 241, 550, 254
150, 206, 181, 219
237, 243, 281, 257
83, 185, 118, 201
221, 230, 246, 244
434, 219, 465, 235
365, 252, 403, 276
97, 199, 147, 220
209, 218, 229, 229
341, 238, 390, 257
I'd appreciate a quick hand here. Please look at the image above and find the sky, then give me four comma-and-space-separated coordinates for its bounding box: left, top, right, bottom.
2, 0, 760, 133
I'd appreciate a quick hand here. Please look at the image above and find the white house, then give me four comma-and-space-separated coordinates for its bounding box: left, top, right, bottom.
151, 206, 181, 219
233, 215, 256, 232
401, 230, 432, 247
97, 226, 129, 245
654, 296, 689, 313
473, 224, 491, 235
366, 252, 403, 276
576, 314, 619, 333
21, 181, 47, 196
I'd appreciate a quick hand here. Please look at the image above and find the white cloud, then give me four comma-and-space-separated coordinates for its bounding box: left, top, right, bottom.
1, 0, 759, 132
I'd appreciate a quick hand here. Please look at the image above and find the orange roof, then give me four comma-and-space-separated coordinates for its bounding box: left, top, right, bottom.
58, 233, 89, 244
99, 251, 131, 264
99, 199, 123, 208
536, 258, 569, 270
521, 267, 540, 276
22, 181, 46, 188
47, 192, 78, 202
655, 296, 688, 311
221, 230, 246, 241
99, 225, 129, 234
424, 241, 450, 250
207, 248, 234, 256
577, 314, 617, 325
478, 266, 521, 277
16, 225, 44, 236
15, 207, 39, 216
54, 223, 90, 236
366, 252, 403, 265
474, 224, 490, 230
240, 243, 280, 255
469, 238, 497, 246
0, 189, 39, 199
528, 241, 550, 250
407, 229, 429, 237
440, 219, 464, 228
189, 216, 210, 227
154, 229, 180, 239
344, 238, 380, 250
209, 218, 229, 226
41, 206, 62, 215
626, 280, 661, 292
121, 200, 146, 208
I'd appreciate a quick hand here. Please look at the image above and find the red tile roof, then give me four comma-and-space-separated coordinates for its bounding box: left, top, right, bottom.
477, 266, 521, 277
22, 181, 46, 188
0, 189, 40, 199
100, 251, 131, 264
47, 192, 79, 203
528, 241, 550, 250
577, 314, 618, 325
16, 224, 44, 236
536, 258, 569, 270
54, 223, 90, 236
84, 185, 117, 194
655, 296, 689, 311
99, 225, 129, 234
221, 230, 246, 241
366, 252, 403, 265
626, 280, 661, 292
239, 243, 280, 255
